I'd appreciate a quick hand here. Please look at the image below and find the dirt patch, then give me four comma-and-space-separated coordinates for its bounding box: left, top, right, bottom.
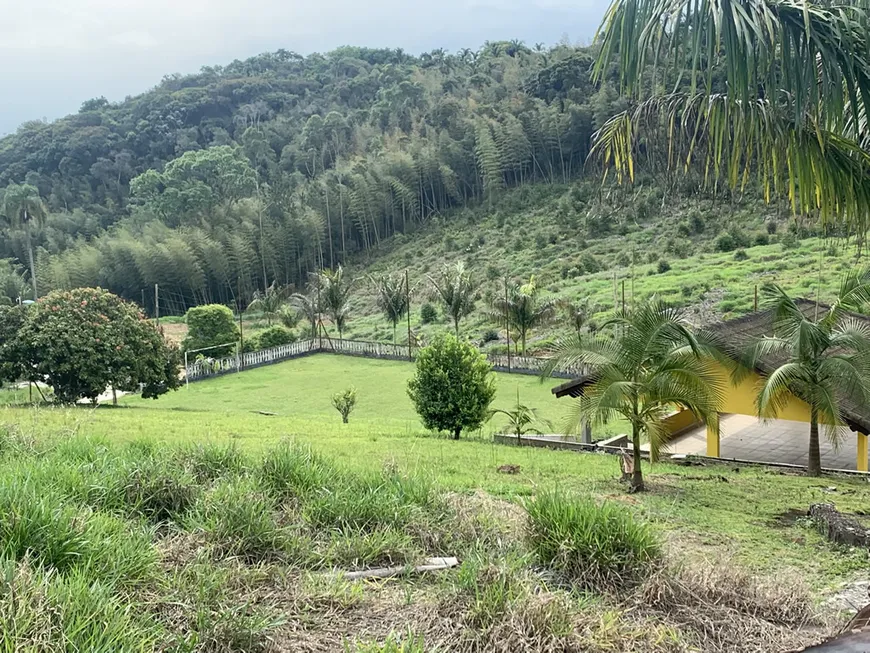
769, 508, 809, 529
159, 322, 188, 345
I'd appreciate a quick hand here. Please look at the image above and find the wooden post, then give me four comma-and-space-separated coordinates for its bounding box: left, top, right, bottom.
754, 284, 758, 312
154, 283, 159, 327
405, 269, 412, 361
238, 306, 244, 373
857, 432, 868, 472
621, 280, 625, 313
706, 413, 720, 458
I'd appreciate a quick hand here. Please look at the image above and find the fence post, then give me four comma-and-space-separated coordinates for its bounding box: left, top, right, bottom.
406, 269, 412, 361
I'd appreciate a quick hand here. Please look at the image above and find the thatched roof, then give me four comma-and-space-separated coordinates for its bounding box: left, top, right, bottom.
552, 299, 870, 434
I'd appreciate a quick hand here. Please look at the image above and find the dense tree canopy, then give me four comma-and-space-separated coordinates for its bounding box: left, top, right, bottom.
9, 288, 181, 403
0, 42, 623, 313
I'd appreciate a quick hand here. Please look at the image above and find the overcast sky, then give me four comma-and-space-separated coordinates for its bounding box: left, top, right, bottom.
0, 0, 610, 136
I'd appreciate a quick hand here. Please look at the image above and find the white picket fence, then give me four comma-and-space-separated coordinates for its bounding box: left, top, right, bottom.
185, 338, 583, 382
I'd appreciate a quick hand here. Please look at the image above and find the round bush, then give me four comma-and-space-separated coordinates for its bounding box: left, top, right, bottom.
256, 325, 297, 350
182, 304, 238, 356
407, 334, 496, 440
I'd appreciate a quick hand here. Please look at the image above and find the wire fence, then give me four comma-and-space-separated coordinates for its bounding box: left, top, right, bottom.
184, 337, 584, 382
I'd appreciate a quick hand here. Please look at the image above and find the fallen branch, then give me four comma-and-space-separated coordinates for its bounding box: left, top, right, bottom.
340, 556, 459, 581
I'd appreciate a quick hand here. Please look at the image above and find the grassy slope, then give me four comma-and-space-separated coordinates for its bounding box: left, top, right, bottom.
4, 354, 869, 587
328, 183, 858, 351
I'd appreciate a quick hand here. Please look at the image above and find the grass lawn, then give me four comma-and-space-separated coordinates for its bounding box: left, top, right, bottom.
3, 353, 869, 589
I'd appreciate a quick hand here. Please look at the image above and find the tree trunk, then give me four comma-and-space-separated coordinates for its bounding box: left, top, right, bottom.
453, 428, 461, 440
630, 423, 645, 492
808, 410, 822, 476
25, 225, 37, 299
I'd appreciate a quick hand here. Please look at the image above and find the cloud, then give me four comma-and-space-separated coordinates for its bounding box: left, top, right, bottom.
0, 0, 609, 134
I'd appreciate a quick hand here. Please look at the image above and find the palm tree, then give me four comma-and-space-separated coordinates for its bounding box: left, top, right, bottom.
592, 0, 870, 230
428, 261, 477, 337
371, 272, 409, 343
557, 297, 597, 339
739, 282, 870, 477
318, 265, 354, 341
2, 184, 47, 298
248, 281, 288, 326
490, 388, 553, 445
490, 276, 557, 355
546, 299, 724, 492
290, 283, 321, 339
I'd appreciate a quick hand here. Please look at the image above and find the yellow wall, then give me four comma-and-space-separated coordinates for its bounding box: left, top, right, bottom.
711, 360, 813, 423
661, 409, 701, 436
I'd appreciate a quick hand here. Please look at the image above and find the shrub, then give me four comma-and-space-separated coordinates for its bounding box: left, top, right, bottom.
332, 387, 357, 423
182, 304, 239, 356
13, 288, 180, 403
481, 329, 499, 344
256, 325, 296, 350
715, 231, 736, 252
753, 232, 770, 246
579, 252, 601, 274
656, 259, 671, 274
259, 442, 337, 500
407, 335, 496, 440
120, 457, 198, 523
186, 478, 286, 560
766, 219, 778, 234
525, 491, 661, 588
688, 209, 705, 233
179, 442, 247, 483
781, 231, 800, 250
733, 249, 749, 261
419, 303, 437, 325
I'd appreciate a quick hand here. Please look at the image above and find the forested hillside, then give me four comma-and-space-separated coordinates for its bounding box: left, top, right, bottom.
0, 41, 643, 312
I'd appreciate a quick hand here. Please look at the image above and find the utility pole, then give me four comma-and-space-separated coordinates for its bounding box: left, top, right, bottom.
141, 289, 146, 314
505, 276, 511, 373
316, 277, 323, 350
405, 269, 412, 361
154, 284, 159, 327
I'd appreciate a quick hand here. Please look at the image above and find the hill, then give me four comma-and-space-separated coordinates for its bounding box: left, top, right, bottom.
0, 42, 607, 307
0, 41, 855, 337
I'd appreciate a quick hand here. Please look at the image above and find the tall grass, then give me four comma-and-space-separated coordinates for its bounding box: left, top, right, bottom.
525, 491, 661, 589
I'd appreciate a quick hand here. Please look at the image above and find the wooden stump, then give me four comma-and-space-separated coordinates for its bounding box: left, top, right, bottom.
808, 503, 870, 548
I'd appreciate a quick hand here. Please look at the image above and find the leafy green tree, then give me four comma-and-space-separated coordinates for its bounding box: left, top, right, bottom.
546, 299, 724, 492
182, 304, 239, 356
2, 184, 47, 298
318, 265, 354, 341
248, 282, 288, 326
15, 288, 180, 403
290, 284, 321, 339
331, 387, 357, 423
371, 273, 409, 343
490, 276, 556, 354
593, 0, 870, 229
428, 262, 477, 337
0, 304, 31, 385
407, 334, 496, 439
740, 282, 870, 476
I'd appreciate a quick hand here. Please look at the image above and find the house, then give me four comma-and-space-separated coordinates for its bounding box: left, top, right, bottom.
552, 299, 870, 472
